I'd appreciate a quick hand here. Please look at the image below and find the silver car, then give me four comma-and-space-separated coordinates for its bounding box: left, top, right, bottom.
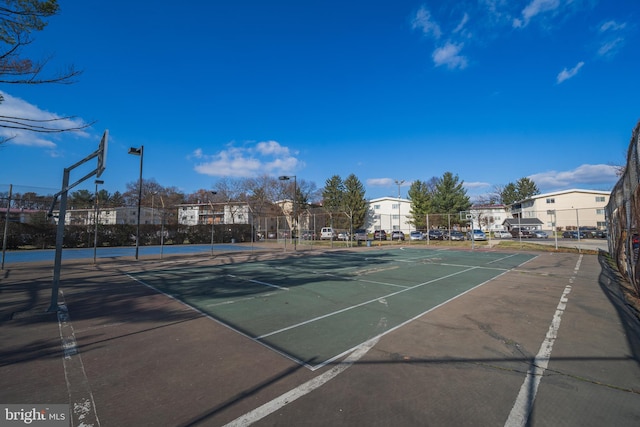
494, 230, 512, 238
531, 230, 548, 238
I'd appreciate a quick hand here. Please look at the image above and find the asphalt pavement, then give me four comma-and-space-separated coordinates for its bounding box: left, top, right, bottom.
1, 247, 638, 426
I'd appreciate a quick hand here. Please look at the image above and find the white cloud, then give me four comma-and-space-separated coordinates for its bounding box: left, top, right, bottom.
556, 61, 584, 84
464, 181, 491, 190
367, 178, 395, 187
194, 140, 302, 178
528, 164, 618, 190
513, 0, 560, 28
595, 20, 627, 59
599, 20, 626, 33
432, 42, 468, 69
0, 91, 89, 148
597, 37, 624, 57
256, 140, 290, 156
453, 13, 470, 34
412, 6, 442, 39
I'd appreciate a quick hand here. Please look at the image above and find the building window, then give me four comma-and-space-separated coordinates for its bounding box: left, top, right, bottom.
596, 208, 605, 215
373, 204, 381, 210
391, 203, 399, 210
595, 196, 605, 203
546, 198, 555, 204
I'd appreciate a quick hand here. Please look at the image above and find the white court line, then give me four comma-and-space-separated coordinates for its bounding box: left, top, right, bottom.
57, 294, 101, 427
256, 265, 479, 339
222, 337, 379, 427
504, 254, 582, 427
127, 273, 318, 369
226, 274, 290, 291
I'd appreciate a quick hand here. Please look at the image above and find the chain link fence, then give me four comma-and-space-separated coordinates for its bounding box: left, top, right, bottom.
606, 120, 640, 295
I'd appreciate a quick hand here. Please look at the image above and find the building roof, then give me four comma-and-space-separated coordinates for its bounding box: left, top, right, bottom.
521, 188, 610, 202
503, 218, 544, 227
368, 197, 409, 203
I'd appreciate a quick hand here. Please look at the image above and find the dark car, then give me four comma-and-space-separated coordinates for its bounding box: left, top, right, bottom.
391, 231, 405, 241
448, 230, 465, 241
427, 229, 444, 240
595, 229, 608, 238
354, 229, 369, 241
510, 228, 532, 238
373, 230, 387, 240
562, 230, 586, 239
579, 227, 597, 238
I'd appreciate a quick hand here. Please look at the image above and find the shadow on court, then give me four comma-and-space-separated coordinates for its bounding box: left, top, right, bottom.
1, 248, 639, 426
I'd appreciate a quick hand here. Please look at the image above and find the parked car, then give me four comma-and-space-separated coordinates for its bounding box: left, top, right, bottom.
427, 229, 444, 240
510, 228, 532, 238
354, 229, 369, 241
320, 227, 337, 240
531, 230, 548, 238
409, 231, 424, 241
494, 230, 512, 239
448, 230, 465, 241
373, 230, 387, 240
337, 232, 350, 241
391, 231, 405, 241
562, 230, 586, 239
467, 229, 487, 241
579, 227, 598, 238
595, 229, 608, 238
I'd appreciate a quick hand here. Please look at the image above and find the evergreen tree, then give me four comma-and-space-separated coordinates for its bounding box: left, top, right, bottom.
342, 174, 367, 229
322, 175, 345, 228
407, 180, 431, 230
431, 172, 471, 216
501, 183, 519, 205
500, 178, 540, 205
515, 177, 540, 200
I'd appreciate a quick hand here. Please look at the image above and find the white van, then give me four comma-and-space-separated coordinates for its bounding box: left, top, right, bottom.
320, 227, 336, 240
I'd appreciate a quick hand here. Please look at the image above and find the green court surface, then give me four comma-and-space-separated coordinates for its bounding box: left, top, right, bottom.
128, 248, 537, 370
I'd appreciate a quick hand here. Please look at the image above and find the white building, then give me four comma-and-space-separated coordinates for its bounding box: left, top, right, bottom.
52, 206, 156, 225
469, 204, 510, 232
510, 189, 610, 231
177, 202, 252, 226
367, 197, 412, 234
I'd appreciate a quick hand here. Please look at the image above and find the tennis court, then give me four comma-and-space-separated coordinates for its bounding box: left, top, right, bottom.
127, 247, 537, 370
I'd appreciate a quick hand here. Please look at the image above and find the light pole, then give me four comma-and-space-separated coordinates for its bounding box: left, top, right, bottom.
128, 145, 144, 260
394, 179, 405, 237
160, 195, 165, 259
93, 179, 104, 264
151, 191, 158, 225
279, 175, 297, 251
209, 191, 217, 255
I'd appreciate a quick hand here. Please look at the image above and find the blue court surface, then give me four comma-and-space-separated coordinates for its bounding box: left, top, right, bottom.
0, 243, 266, 263
128, 247, 537, 370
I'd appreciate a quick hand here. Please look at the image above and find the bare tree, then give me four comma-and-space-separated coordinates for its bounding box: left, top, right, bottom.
0, 0, 91, 144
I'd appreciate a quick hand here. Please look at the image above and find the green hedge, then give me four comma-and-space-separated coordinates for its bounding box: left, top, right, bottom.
0, 221, 254, 249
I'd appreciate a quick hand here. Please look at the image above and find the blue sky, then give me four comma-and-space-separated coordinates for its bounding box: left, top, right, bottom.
1, 0, 638, 201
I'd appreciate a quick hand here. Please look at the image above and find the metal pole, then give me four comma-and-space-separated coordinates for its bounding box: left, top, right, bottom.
1, 184, 12, 270
49, 169, 70, 312
93, 180, 104, 264
293, 176, 297, 251
135, 147, 143, 259
553, 210, 558, 250
160, 196, 165, 259
210, 191, 217, 255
